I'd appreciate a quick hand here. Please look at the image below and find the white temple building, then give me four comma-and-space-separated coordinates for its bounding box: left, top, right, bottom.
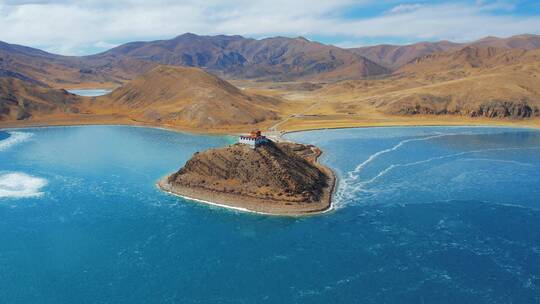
238, 130, 269, 149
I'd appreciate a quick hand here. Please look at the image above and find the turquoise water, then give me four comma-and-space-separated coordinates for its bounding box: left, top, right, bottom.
66, 89, 112, 97
1, 125, 539, 303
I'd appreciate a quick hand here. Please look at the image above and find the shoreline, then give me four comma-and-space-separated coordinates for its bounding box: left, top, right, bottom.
3, 120, 539, 216
3, 121, 539, 138
278, 122, 540, 138
0, 122, 234, 140
1, 115, 540, 136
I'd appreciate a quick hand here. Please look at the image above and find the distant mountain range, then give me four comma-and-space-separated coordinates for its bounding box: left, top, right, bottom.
2, 33, 540, 86
0, 40, 155, 87
94, 33, 389, 82
351, 34, 540, 69
321, 45, 540, 119
1, 33, 540, 129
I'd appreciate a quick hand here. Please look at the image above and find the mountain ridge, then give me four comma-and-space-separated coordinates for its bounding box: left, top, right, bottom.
2, 34, 540, 132
318, 46, 540, 121
94, 33, 390, 81
351, 34, 540, 69
2, 33, 538, 87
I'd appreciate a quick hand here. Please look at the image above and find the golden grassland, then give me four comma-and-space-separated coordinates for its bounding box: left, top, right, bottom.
2, 88, 540, 135
0, 113, 277, 135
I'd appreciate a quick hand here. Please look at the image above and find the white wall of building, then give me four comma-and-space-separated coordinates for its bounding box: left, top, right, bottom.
239, 137, 256, 148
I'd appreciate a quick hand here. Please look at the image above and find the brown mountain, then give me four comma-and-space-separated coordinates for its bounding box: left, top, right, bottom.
92, 65, 281, 128
0, 34, 390, 85
0, 41, 155, 88
351, 34, 540, 70
2, 33, 539, 87
2, 33, 540, 132
351, 41, 461, 70
0, 77, 81, 121
159, 140, 335, 215
96, 33, 390, 81
470, 34, 540, 50
396, 46, 540, 75
318, 46, 540, 120
1, 65, 283, 130
385, 47, 540, 118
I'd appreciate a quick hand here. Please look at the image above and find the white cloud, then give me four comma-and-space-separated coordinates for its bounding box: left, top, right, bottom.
0, 0, 538, 55
344, 3, 540, 42
332, 40, 368, 49
476, 0, 516, 11
387, 4, 424, 15
93, 41, 118, 49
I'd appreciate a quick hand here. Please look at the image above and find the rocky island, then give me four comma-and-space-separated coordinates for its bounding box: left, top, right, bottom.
158, 132, 335, 216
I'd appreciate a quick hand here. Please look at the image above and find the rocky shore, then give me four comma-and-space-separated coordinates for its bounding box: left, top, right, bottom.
157, 140, 335, 216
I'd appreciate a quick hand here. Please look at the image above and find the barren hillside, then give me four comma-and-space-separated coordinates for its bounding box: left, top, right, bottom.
91, 65, 282, 128
0, 77, 81, 121
315, 47, 540, 121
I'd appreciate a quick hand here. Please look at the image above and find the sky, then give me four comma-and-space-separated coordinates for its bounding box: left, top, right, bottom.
0, 0, 539, 55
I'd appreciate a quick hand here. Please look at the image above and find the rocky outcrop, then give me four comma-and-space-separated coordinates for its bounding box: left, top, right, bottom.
159, 140, 335, 215
169, 141, 328, 203
391, 95, 454, 115
389, 95, 539, 119
468, 100, 539, 118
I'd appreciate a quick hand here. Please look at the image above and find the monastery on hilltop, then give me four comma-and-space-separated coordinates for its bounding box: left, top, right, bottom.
239, 130, 269, 149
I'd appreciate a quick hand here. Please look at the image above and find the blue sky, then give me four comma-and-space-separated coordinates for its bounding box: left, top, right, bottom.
0, 0, 539, 55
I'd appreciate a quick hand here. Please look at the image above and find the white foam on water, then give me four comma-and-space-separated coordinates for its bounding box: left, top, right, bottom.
0, 172, 48, 199
0, 131, 33, 151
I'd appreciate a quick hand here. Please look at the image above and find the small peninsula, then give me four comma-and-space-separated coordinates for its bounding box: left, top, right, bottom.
158, 131, 335, 216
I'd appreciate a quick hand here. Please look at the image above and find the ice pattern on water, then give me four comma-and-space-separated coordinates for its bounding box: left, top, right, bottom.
335, 133, 459, 207
334, 131, 540, 208
0, 131, 33, 151
0, 132, 46, 199
0, 172, 48, 199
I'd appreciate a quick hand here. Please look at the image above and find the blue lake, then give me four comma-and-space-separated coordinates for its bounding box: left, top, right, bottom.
1, 125, 539, 303
66, 89, 112, 97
